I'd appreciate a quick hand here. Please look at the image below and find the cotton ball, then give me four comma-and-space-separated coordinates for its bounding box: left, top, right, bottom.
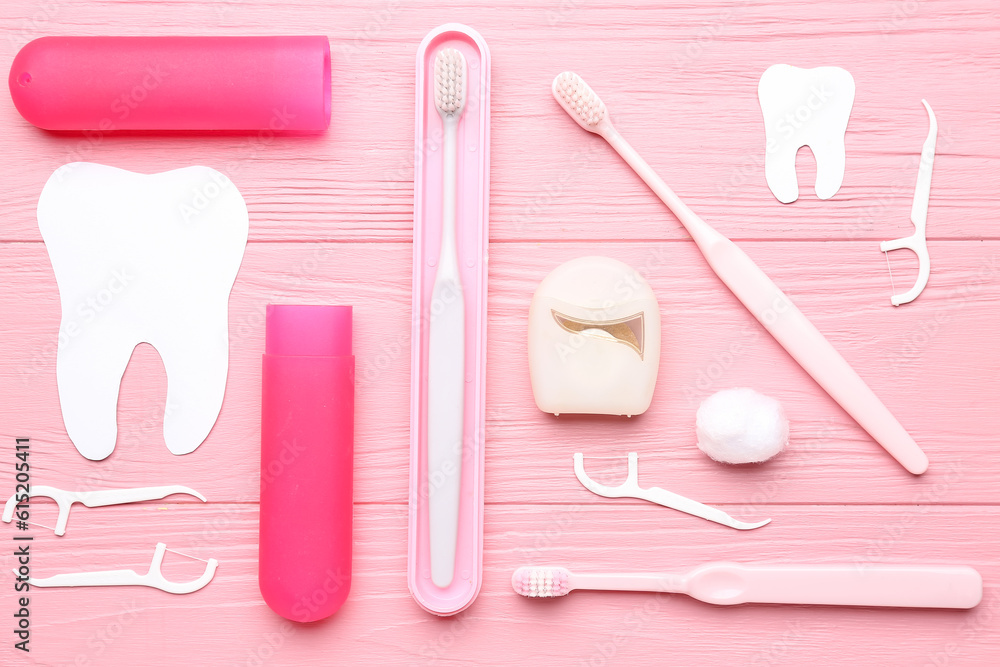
696, 388, 788, 464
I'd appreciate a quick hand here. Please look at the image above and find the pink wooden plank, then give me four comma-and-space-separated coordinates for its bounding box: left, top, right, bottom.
0, 504, 996, 666
2, 240, 998, 505
0, 1, 997, 242
0, 241, 414, 508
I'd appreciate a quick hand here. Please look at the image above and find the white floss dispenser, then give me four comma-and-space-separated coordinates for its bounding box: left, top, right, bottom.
528, 256, 661, 417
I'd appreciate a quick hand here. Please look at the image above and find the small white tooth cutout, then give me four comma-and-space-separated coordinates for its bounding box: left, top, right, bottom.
556, 72, 606, 126
758, 65, 856, 203
37, 163, 249, 460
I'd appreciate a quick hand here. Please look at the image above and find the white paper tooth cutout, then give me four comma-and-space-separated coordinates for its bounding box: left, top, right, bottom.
758, 65, 856, 203
38, 163, 249, 460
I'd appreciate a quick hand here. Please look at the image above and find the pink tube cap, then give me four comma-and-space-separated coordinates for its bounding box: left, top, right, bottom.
9, 36, 331, 131
265, 305, 352, 357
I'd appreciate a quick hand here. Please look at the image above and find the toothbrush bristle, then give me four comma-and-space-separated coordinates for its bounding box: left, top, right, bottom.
434, 48, 467, 115
553, 72, 606, 128
512, 567, 572, 598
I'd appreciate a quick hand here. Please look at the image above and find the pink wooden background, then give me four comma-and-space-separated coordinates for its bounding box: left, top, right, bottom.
2, 0, 999, 665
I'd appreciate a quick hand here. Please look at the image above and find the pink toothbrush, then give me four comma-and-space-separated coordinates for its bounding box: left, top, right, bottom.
513, 564, 982, 608
552, 72, 929, 475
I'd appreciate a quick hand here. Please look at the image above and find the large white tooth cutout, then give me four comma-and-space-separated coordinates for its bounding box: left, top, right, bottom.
38, 163, 249, 460
758, 65, 856, 203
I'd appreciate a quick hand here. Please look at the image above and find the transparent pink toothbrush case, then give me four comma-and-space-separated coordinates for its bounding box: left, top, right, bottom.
407, 24, 491, 616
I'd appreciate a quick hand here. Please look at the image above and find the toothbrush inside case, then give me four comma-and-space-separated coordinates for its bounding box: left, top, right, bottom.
408, 24, 490, 616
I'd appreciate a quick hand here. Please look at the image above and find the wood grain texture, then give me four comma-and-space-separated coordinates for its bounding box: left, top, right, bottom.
3, 241, 998, 504
0, 1, 998, 243
1, 0, 998, 665
1, 504, 998, 666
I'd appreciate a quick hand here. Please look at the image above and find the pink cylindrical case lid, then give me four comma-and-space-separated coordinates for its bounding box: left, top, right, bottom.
9, 36, 331, 131
260, 305, 354, 622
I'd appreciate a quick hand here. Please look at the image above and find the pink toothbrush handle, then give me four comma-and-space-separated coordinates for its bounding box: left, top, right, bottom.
603, 128, 927, 475
701, 234, 929, 474
687, 563, 982, 608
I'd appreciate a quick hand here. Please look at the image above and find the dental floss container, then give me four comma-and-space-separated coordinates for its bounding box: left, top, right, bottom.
260, 305, 354, 622
528, 256, 661, 417
9, 36, 330, 131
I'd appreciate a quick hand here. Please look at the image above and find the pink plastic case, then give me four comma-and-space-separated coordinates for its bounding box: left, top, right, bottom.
9, 36, 330, 131
408, 24, 490, 616
260, 305, 354, 622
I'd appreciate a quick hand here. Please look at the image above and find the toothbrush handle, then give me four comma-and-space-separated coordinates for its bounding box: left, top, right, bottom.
574, 572, 686, 594
605, 129, 928, 475
699, 236, 927, 474
427, 113, 465, 589
427, 286, 465, 589
686, 563, 982, 609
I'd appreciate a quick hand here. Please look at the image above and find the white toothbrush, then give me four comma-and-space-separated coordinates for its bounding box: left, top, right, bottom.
551, 72, 929, 475
512, 564, 983, 608
428, 48, 468, 588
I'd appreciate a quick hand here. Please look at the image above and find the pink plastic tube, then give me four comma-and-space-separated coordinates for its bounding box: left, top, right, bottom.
9, 36, 330, 131
260, 305, 353, 622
